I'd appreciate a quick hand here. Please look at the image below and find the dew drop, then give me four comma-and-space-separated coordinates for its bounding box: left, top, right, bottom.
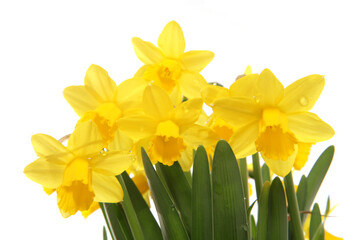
299, 97, 308, 106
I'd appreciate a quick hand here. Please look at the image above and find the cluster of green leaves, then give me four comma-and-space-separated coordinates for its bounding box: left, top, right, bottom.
100, 141, 334, 240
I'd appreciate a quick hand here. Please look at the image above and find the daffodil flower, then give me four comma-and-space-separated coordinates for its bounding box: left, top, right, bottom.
201, 66, 254, 156
131, 21, 214, 104
117, 85, 217, 170
63, 64, 140, 145
24, 121, 133, 217
213, 69, 334, 177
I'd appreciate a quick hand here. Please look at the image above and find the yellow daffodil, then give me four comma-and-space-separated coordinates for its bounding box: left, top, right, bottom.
213, 69, 334, 177
24, 121, 133, 217
63, 64, 140, 146
131, 21, 214, 104
201, 67, 253, 157
117, 85, 217, 170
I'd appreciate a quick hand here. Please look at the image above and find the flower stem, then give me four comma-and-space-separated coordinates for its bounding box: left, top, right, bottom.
284, 171, 305, 240
252, 152, 263, 198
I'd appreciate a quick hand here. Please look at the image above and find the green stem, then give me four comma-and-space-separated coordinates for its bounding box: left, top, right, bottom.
239, 157, 251, 240
284, 172, 305, 240
252, 153, 263, 198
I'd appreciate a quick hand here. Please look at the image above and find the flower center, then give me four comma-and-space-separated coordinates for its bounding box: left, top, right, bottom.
255, 108, 297, 161
81, 102, 122, 145
56, 158, 94, 217
149, 120, 186, 165
144, 59, 182, 93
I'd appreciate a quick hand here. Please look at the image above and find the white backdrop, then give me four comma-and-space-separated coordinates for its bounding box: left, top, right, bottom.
1, 0, 358, 239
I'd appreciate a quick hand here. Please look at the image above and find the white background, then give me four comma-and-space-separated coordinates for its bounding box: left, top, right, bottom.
1, 0, 358, 239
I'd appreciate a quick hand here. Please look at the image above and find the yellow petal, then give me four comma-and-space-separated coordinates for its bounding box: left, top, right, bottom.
117, 116, 157, 141
67, 121, 104, 156
24, 158, 65, 188
181, 124, 218, 147
84, 64, 117, 102
229, 121, 258, 158
63, 85, 100, 117
92, 173, 123, 202
116, 77, 147, 105
324, 231, 343, 240
178, 147, 194, 171
31, 134, 71, 162
261, 145, 298, 177
294, 143, 313, 170
178, 71, 208, 98
143, 85, 173, 120
213, 97, 260, 127
158, 21, 185, 58
244, 65, 252, 75
288, 112, 335, 142
172, 98, 203, 126
256, 69, 284, 106
108, 129, 133, 152
201, 85, 230, 107
229, 74, 259, 98
91, 151, 134, 176
132, 37, 163, 64
133, 65, 149, 78
180, 50, 214, 72
278, 75, 325, 113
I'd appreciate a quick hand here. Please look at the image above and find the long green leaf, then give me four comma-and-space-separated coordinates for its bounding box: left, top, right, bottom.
117, 172, 162, 240
103, 226, 108, 240
141, 148, 189, 240
100, 202, 134, 240
303, 146, 334, 220
267, 177, 288, 240
256, 181, 271, 240
212, 140, 248, 240
156, 161, 192, 233
192, 146, 212, 240
310, 203, 324, 240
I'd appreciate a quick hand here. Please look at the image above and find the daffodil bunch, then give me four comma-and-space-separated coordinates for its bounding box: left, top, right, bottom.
24, 21, 341, 240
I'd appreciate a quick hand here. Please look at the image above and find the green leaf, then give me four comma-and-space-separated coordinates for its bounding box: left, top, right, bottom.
251, 215, 257, 240
257, 181, 271, 240
117, 172, 162, 240
192, 146, 212, 240
325, 196, 331, 217
156, 161, 192, 233
303, 146, 334, 221
141, 148, 189, 240
100, 202, 134, 240
103, 226, 108, 240
267, 177, 288, 240
310, 203, 324, 240
212, 140, 249, 240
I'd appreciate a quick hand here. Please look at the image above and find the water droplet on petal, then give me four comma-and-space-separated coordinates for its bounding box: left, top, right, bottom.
299, 97, 308, 106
